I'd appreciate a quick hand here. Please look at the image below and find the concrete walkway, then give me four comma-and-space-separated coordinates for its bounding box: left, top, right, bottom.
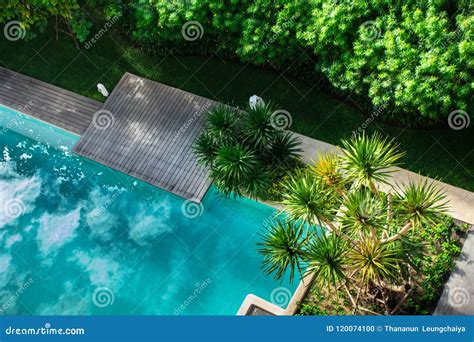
294, 133, 474, 225
434, 227, 474, 315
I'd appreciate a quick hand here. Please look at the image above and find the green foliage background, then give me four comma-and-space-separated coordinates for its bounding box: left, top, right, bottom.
126, 0, 473, 125
1, 0, 472, 125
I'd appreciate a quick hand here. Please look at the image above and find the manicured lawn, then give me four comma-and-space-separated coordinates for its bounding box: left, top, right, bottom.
1, 26, 472, 191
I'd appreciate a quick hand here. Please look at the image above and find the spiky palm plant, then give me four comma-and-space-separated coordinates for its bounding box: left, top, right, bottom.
280, 171, 337, 228
304, 232, 348, 288
258, 219, 309, 283
341, 132, 405, 193
267, 131, 302, 164
311, 154, 347, 193
243, 102, 279, 148
211, 144, 258, 197
206, 105, 240, 145
242, 169, 273, 200
193, 132, 217, 167
349, 238, 402, 286
382, 179, 448, 243
339, 189, 386, 236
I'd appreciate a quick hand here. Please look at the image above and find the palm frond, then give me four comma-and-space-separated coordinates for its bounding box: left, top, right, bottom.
243, 101, 279, 148
193, 132, 217, 166
339, 189, 386, 235
304, 232, 348, 288
258, 219, 309, 283
206, 105, 240, 145
280, 170, 337, 226
395, 178, 448, 227
349, 238, 402, 284
311, 153, 347, 190
267, 131, 302, 164
341, 132, 405, 190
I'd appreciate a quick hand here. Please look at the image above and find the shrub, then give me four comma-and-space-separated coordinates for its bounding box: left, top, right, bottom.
194, 103, 302, 199
126, 0, 473, 125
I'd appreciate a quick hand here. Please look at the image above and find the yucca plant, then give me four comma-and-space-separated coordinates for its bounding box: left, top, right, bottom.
311, 154, 347, 194
193, 132, 217, 166
304, 232, 348, 288
267, 131, 302, 164
257, 132, 449, 315
382, 179, 448, 243
206, 105, 240, 145
258, 219, 309, 283
243, 101, 279, 149
349, 238, 402, 286
339, 189, 386, 237
280, 170, 337, 228
341, 132, 405, 193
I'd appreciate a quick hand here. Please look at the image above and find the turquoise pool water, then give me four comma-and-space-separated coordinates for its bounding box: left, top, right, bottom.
0, 105, 296, 315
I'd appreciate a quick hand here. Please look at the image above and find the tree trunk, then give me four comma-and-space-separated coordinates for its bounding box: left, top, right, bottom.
381, 221, 412, 244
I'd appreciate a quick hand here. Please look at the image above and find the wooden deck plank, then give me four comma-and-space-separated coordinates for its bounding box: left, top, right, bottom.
73, 73, 215, 203
0, 67, 102, 135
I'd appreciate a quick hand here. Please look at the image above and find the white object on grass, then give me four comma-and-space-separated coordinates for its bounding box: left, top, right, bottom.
97, 83, 109, 97
249, 95, 264, 109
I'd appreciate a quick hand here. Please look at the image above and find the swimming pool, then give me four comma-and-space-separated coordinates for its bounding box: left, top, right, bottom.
0, 105, 296, 315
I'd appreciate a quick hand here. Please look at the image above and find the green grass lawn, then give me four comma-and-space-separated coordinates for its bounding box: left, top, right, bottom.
1, 26, 473, 191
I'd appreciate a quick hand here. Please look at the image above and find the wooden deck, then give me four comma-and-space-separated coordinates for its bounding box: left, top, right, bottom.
0, 67, 102, 135
73, 73, 215, 202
